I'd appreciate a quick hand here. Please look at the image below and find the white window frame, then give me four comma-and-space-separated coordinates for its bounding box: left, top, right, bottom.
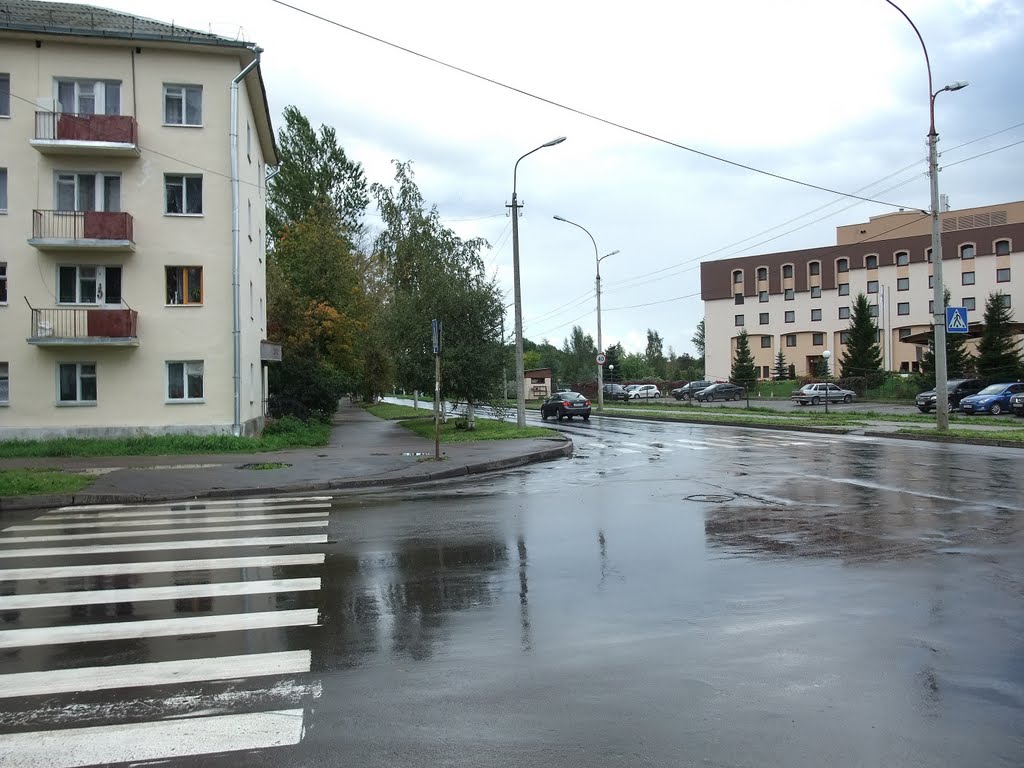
58, 265, 121, 305
55, 78, 121, 115
165, 174, 203, 215
55, 171, 121, 212
166, 361, 205, 403
0, 362, 8, 405
58, 362, 97, 405
163, 84, 203, 126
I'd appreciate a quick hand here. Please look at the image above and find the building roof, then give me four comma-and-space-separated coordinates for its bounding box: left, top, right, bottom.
0, 0, 250, 47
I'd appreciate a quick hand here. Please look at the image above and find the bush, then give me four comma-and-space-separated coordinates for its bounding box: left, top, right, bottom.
262, 415, 308, 435
268, 357, 347, 422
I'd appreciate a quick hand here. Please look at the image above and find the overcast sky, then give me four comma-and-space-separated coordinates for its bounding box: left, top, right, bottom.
74, 0, 1023, 356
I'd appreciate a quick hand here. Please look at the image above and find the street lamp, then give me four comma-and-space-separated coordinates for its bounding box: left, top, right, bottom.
509, 137, 566, 428
553, 215, 617, 412
822, 350, 832, 415
885, 0, 967, 431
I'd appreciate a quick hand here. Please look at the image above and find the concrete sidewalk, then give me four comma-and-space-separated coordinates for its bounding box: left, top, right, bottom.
0, 402, 572, 513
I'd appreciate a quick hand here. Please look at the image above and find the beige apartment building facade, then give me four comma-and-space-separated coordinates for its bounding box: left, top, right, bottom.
0, 2, 278, 438
700, 201, 1024, 382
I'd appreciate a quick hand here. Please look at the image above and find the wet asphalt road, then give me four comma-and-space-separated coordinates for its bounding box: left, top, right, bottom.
1, 416, 1022, 767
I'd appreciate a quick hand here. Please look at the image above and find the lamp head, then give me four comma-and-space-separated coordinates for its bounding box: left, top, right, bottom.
822, 350, 832, 360
946, 80, 969, 92
606, 249, 620, 257
543, 136, 567, 148
553, 215, 567, 222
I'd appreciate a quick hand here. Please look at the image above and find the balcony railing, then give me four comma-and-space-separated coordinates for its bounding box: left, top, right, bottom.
32, 111, 140, 156
26, 300, 139, 347
29, 210, 135, 251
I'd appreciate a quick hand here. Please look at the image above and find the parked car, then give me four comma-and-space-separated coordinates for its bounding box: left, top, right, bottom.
540, 391, 592, 421
958, 382, 1024, 415
790, 382, 856, 405
629, 384, 662, 400
624, 385, 641, 396
915, 378, 984, 413
602, 383, 630, 401
671, 380, 713, 401
695, 383, 744, 402
1010, 392, 1024, 417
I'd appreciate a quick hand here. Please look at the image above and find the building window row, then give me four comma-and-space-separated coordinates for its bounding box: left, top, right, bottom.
8, 361, 206, 406
19, 264, 205, 306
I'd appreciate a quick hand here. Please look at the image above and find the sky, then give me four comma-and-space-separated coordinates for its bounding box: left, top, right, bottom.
69, 0, 1024, 356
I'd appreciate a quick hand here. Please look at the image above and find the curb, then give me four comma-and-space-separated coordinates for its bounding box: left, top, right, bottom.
861, 430, 1024, 450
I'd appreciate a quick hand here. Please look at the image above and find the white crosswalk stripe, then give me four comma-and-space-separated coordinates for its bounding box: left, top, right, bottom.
0, 496, 329, 766
574, 433, 841, 457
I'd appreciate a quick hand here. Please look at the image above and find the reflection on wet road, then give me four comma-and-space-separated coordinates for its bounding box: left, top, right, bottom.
1, 417, 1022, 767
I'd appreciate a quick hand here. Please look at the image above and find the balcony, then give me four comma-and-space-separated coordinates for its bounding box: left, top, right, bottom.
26, 303, 139, 347
29, 210, 135, 252
31, 111, 140, 157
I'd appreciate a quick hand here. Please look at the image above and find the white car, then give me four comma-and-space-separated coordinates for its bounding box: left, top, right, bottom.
630, 384, 662, 400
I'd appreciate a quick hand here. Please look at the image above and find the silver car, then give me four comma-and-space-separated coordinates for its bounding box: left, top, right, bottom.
790, 382, 855, 405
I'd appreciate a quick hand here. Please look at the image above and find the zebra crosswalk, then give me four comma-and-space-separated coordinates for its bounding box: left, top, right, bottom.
0, 496, 330, 767
572, 432, 847, 458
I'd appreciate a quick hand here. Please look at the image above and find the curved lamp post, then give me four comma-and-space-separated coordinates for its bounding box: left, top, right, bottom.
553, 215, 618, 412
885, 0, 967, 431
510, 137, 567, 428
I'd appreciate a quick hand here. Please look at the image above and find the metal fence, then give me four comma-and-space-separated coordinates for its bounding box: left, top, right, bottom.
32, 210, 134, 243
35, 111, 138, 144
27, 302, 138, 341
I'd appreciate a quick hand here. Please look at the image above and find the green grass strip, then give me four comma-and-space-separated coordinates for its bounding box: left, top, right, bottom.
0, 469, 95, 497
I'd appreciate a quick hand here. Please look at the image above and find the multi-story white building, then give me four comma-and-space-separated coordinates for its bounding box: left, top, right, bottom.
0, 1, 278, 438
700, 201, 1024, 381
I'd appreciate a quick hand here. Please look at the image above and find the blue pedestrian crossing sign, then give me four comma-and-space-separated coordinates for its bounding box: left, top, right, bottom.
946, 307, 969, 334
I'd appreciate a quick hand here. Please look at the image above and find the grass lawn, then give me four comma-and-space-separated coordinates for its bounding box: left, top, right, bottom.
0, 417, 330, 459
366, 403, 552, 442
0, 469, 94, 497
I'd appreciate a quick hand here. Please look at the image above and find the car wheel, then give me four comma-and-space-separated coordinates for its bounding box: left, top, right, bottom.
947, 402, 956, 413
811, 396, 820, 406
917, 407, 930, 414
733, 392, 741, 401
843, 394, 852, 404
990, 403, 1002, 416
583, 415, 590, 421
541, 410, 548, 420
557, 411, 564, 421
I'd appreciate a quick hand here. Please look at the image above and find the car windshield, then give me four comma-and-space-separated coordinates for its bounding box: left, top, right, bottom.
977, 385, 1005, 395
561, 392, 585, 401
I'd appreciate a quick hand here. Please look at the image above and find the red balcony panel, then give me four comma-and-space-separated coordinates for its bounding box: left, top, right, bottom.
87, 309, 138, 337
49, 113, 138, 144
83, 211, 133, 241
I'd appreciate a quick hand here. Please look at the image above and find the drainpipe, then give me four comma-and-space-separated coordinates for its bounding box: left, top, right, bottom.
231, 45, 262, 436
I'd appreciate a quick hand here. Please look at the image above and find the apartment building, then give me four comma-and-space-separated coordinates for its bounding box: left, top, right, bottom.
0, 2, 278, 438
700, 201, 1024, 381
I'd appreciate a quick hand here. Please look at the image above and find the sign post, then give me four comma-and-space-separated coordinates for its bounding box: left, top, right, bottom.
432, 320, 442, 460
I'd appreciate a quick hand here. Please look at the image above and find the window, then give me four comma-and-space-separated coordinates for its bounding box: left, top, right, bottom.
782, 264, 793, 279
734, 292, 744, 305
838, 283, 850, 296
867, 280, 879, 294
897, 302, 910, 316
837, 258, 849, 273
58, 265, 121, 304
811, 308, 822, 321
929, 300, 934, 314
963, 297, 976, 311
898, 328, 912, 340
897, 277, 909, 291
996, 268, 1011, 283
809, 261, 820, 276
56, 172, 121, 212
786, 334, 797, 348
812, 333, 824, 346
734, 314, 744, 327
0, 167, 7, 212
999, 294, 1012, 309
733, 270, 743, 284
785, 288, 795, 301
962, 272, 975, 286
0, 362, 7, 404
839, 306, 850, 320
759, 312, 769, 325
895, 250, 909, 266
760, 336, 772, 348
759, 291, 768, 303
959, 243, 975, 260
928, 275, 934, 289
246, 121, 252, 162
994, 239, 1011, 256
840, 331, 850, 344
926, 247, 933, 262
757, 267, 768, 281
56, 79, 121, 115
810, 286, 821, 298
785, 310, 795, 323
866, 254, 878, 269
165, 174, 203, 215
0, 73, 9, 117
165, 266, 203, 305
167, 361, 204, 401
869, 304, 879, 318
58, 362, 97, 404
164, 84, 203, 125
0, 262, 6, 304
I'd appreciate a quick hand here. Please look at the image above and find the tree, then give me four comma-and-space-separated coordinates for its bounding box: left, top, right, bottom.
976, 291, 1023, 383
840, 293, 883, 380
773, 349, 788, 380
692, 319, 706, 358
267, 106, 368, 243
920, 288, 974, 386
730, 329, 758, 389
618, 351, 656, 381
560, 325, 597, 385
645, 329, 665, 375
814, 355, 830, 379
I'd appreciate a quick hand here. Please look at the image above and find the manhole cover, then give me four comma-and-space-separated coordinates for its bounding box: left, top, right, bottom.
237, 462, 292, 471
402, 452, 431, 457
686, 494, 734, 503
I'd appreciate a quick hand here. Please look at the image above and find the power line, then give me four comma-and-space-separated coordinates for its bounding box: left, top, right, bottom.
269, 0, 923, 211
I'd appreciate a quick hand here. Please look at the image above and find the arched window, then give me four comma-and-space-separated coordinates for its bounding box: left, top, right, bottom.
865, 254, 878, 269
994, 239, 1011, 256
809, 261, 821, 276
732, 269, 743, 284
895, 250, 909, 266
836, 258, 849, 273
959, 243, 975, 259
756, 267, 768, 281
782, 264, 794, 279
